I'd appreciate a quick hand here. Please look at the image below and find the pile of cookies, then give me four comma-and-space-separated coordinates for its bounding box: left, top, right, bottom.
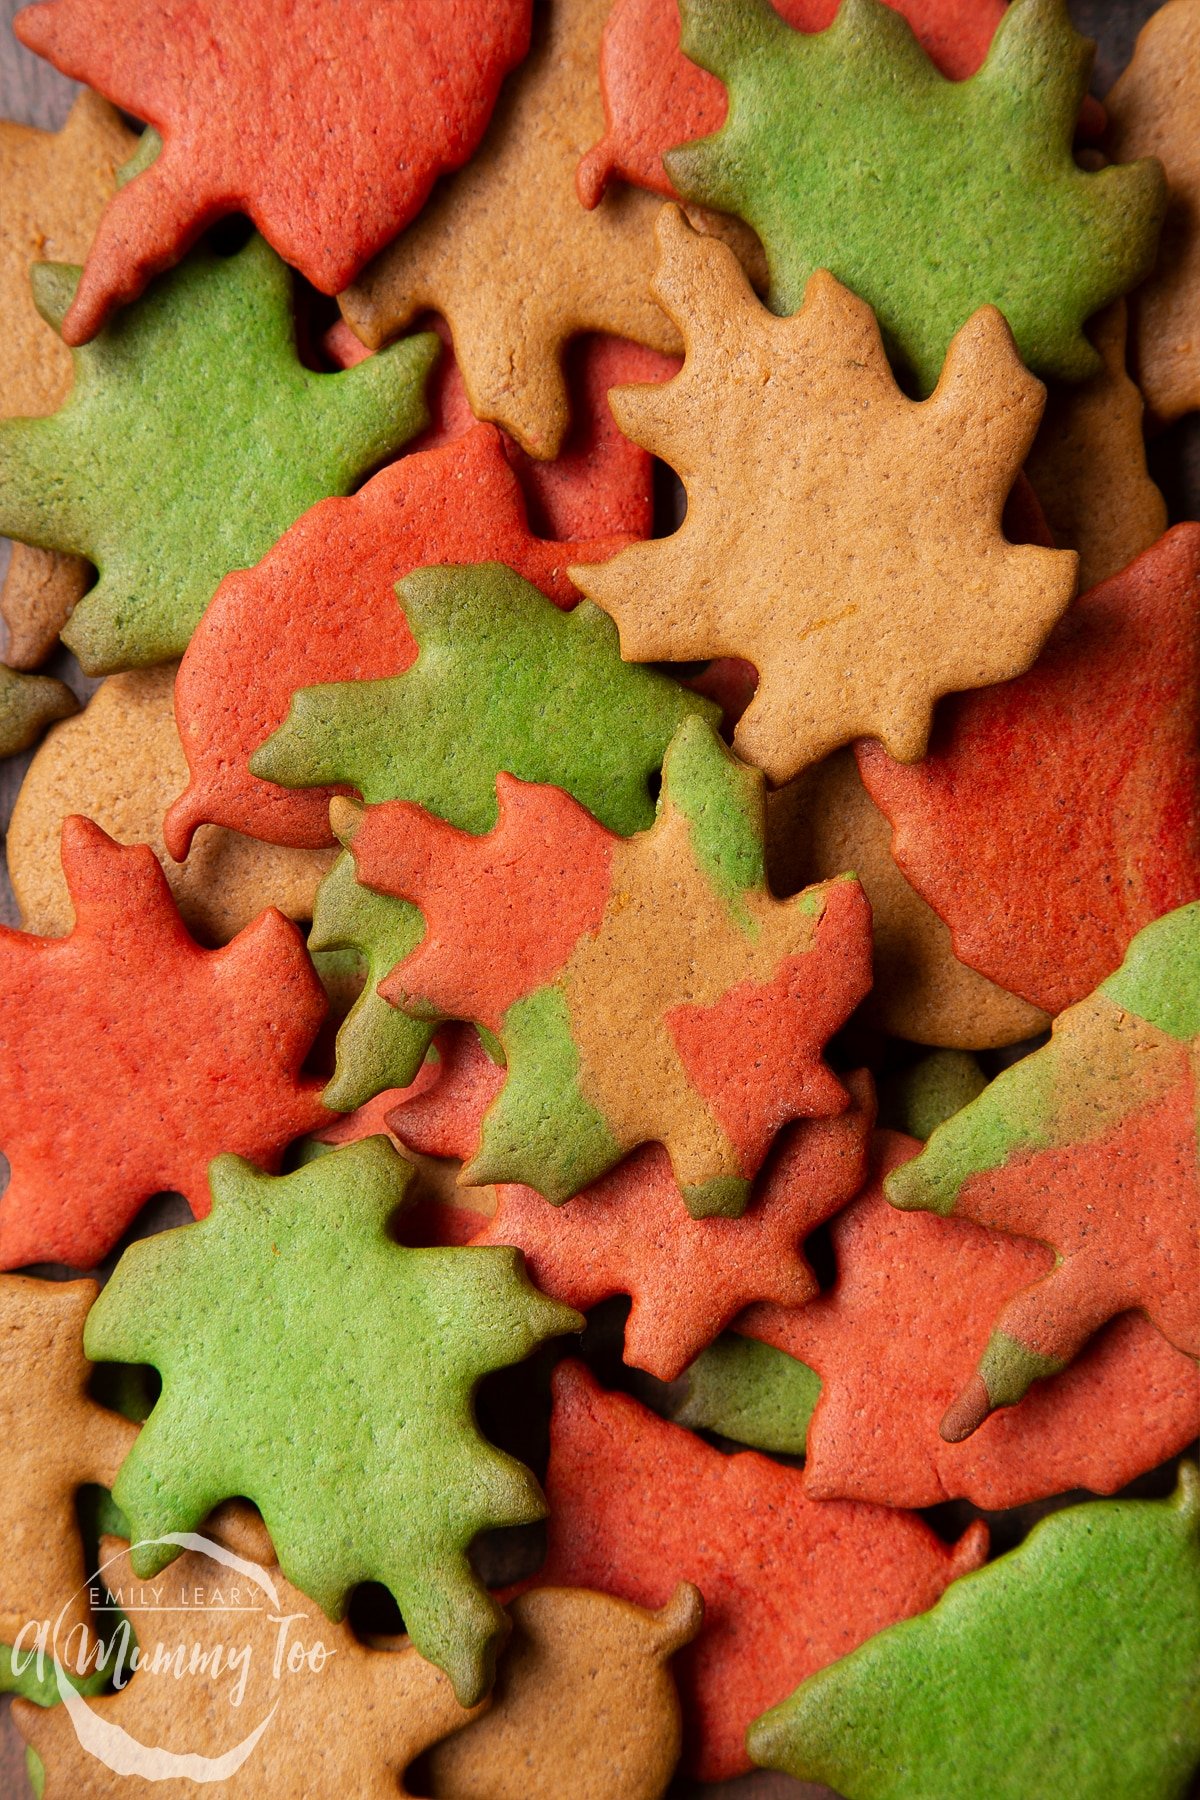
1, 0, 1198, 1795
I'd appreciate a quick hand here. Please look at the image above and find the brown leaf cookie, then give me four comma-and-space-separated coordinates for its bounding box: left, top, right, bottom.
424, 1585, 701, 1799
339, 0, 683, 460
1107, 0, 1200, 424
0, 92, 134, 667
573, 206, 1078, 782
1026, 302, 1167, 588
768, 749, 1050, 1049
8, 666, 334, 942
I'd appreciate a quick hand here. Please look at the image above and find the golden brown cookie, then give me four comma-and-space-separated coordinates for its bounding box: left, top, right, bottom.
424, 1584, 701, 1799
339, 0, 682, 460
7, 666, 334, 943
767, 749, 1049, 1050
1107, 0, 1200, 424
1026, 303, 1167, 589
0, 91, 134, 667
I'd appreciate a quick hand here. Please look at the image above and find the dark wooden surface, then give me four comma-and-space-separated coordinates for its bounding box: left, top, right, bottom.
0, 0, 1192, 1795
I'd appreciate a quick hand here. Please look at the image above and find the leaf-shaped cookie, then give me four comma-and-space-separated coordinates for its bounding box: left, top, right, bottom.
534, 1361, 987, 1781
665, 0, 1165, 392
858, 525, 1200, 1015
16, 1529, 480, 1795
749, 1469, 1200, 1800
0, 664, 75, 759
887, 902, 1200, 1439
0, 817, 329, 1269
85, 1136, 581, 1705
0, 93, 133, 668
0, 235, 436, 672
167, 430, 644, 856
573, 207, 1078, 781
13, 0, 530, 342
576, 0, 1005, 207
339, 0, 683, 460
1107, 0, 1200, 424
339, 716, 872, 1212
687, 1132, 1199, 1506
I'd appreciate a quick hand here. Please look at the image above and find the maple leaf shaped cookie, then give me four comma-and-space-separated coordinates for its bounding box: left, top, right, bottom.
574, 207, 1078, 781
664, 0, 1165, 393
16, 1528, 480, 1795
0, 235, 437, 673
0, 817, 329, 1269
13, 0, 530, 344
887, 902, 1200, 1440
85, 1136, 581, 1706
858, 524, 1200, 1015
535, 1362, 987, 1781
340, 0, 682, 460
749, 1470, 1200, 1800
338, 716, 872, 1214
0, 93, 133, 669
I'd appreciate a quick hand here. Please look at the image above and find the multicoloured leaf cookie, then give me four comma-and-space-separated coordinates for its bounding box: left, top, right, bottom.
0, 234, 436, 672
1107, 0, 1200, 424
858, 525, 1200, 1015
664, 0, 1165, 392
424, 1584, 701, 1799
887, 903, 1200, 1439
339, 0, 685, 460
576, 0, 1006, 207
338, 715, 872, 1212
16, 1527, 480, 1795
166, 429, 643, 856
13, 0, 531, 342
534, 1361, 987, 1780
0, 92, 133, 668
85, 1136, 582, 1705
0, 817, 329, 1269
685, 1131, 1199, 1506
573, 207, 1078, 782
749, 1469, 1200, 1800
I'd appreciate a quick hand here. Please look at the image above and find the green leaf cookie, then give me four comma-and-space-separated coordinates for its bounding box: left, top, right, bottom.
676, 1332, 820, 1455
749, 1466, 1200, 1800
254, 562, 720, 1110
84, 1136, 581, 1705
666, 0, 1166, 392
0, 236, 437, 672
0, 664, 76, 758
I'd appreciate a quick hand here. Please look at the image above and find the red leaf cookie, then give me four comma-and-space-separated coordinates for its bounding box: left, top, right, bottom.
858, 524, 1200, 1015
13, 0, 532, 343
534, 1361, 987, 1780
576, 0, 1006, 208
738, 1131, 1200, 1508
166, 426, 632, 857
0, 817, 329, 1268
469, 1069, 875, 1380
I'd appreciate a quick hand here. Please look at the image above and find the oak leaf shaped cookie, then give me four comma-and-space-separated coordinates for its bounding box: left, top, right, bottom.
665, 0, 1165, 392
85, 1136, 581, 1705
0, 816, 329, 1269
339, 0, 682, 460
167, 429, 642, 856
887, 902, 1200, 1440
0, 234, 437, 672
574, 207, 1078, 781
0, 92, 133, 668
576, 0, 1005, 207
1107, 0, 1200, 424
534, 1361, 987, 1781
694, 1132, 1200, 1507
858, 524, 1200, 1015
13, 0, 531, 343
339, 716, 872, 1213
16, 1529, 480, 1796
749, 1469, 1200, 1800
